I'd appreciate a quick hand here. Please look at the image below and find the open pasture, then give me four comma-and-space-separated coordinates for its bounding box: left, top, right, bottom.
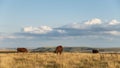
0, 52, 120, 68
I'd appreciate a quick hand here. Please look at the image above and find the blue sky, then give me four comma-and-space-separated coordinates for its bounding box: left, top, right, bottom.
0, 0, 120, 48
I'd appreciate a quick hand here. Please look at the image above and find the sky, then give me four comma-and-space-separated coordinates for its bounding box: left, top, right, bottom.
0, 0, 120, 48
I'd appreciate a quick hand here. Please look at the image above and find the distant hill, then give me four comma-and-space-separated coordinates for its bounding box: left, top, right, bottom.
0, 47, 120, 53
31, 47, 120, 53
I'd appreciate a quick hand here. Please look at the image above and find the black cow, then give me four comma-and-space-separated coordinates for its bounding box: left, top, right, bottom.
92, 49, 99, 53
17, 48, 28, 53
54, 45, 63, 55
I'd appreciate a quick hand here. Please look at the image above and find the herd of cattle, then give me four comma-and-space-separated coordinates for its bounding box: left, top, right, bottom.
17, 45, 99, 54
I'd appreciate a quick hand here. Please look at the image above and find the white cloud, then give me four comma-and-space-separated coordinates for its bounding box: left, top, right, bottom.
62, 18, 103, 29
62, 22, 80, 28
105, 31, 120, 36
23, 26, 53, 34
84, 18, 102, 25
57, 30, 66, 34
108, 20, 120, 25
23, 26, 33, 32
62, 22, 87, 29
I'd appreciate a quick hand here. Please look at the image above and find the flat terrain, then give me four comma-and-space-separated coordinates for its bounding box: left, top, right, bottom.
0, 53, 120, 68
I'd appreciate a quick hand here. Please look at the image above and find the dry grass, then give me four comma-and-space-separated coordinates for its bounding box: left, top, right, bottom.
0, 52, 120, 68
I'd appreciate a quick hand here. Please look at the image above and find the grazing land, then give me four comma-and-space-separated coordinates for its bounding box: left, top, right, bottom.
0, 52, 120, 68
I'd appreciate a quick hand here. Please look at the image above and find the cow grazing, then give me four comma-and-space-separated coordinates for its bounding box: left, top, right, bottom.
92, 49, 99, 53
17, 48, 28, 53
55, 45, 63, 55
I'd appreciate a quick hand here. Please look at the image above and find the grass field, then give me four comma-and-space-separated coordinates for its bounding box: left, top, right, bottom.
0, 52, 120, 68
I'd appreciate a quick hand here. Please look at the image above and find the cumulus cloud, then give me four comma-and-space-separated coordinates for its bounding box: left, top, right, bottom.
60, 18, 120, 37
23, 26, 53, 34
62, 18, 103, 30
108, 20, 120, 25
84, 18, 102, 25
22, 26, 67, 35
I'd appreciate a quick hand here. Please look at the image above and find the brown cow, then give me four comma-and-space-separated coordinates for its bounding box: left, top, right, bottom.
92, 49, 99, 53
17, 48, 28, 53
54, 45, 63, 55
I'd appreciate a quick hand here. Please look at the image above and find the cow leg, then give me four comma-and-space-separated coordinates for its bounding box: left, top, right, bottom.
60, 51, 62, 55
56, 52, 58, 54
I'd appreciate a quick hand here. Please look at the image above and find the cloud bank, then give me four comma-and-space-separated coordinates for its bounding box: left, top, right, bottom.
16, 18, 120, 38
1, 18, 120, 47
1, 18, 120, 40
